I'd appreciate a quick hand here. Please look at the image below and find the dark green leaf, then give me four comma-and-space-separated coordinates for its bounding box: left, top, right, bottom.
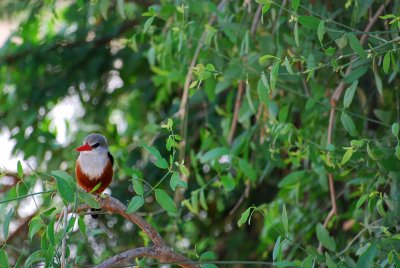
3, 208, 13, 241
340, 112, 358, 137
278, 170, 307, 188
356, 194, 368, 209
141, 143, 169, 169
316, 223, 336, 251
126, 196, 145, 213
238, 158, 257, 182
272, 236, 282, 261
298, 16, 321, 30
343, 80, 358, 108
282, 204, 288, 233
292, 0, 300, 11
284, 57, 294, 75
347, 33, 367, 58
325, 252, 337, 268
99, 0, 110, 19
221, 175, 236, 191
155, 189, 177, 214
317, 20, 325, 42
392, 122, 399, 138
383, 52, 391, 74
200, 251, 216, 261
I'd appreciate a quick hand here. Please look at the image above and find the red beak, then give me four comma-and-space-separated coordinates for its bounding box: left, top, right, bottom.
75, 143, 92, 152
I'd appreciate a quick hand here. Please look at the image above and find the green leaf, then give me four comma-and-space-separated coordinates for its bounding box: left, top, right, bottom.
325, 252, 337, 268
294, 22, 299, 46
392, 122, 399, 138
221, 175, 236, 191
3, 208, 13, 241
366, 142, 377, 161
155, 189, 177, 214
317, 20, 325, 42
341, 148, 353, 165
170, 172, 187, 191
373, 63, 383, 96
29, 217, 44, 239
278, 170, 307, 188
270, 61, 280, 91
356, 194, 368, 209
396, 144, 400, 160
257, 72, 270, 106
140, 143, 169, 169
78, 216, 86, 236
238, 158, 257, 182
46, 218, 55, 245
132, 174, 144, 196
347, 33, 367, 58
383, 52, 391, 74
199, 147, 230, 163
291, 0, 300, 11
298, 16, 321, 30
199, 190, 207, 210
282, 204, 288, 233
376, 198, 386, 217
99, 0, 110, 19
200, 251, 216, 261
262, 3, 271, 14
117, 0, 126, 19
0, 249, 11, 268
238, 207, 252, 227
143, 17, 154, 34
343, 80, 358, 108
273, 236, 282, 261
78, 190, 100, 209
126, 196, 145, 213
51, 170, 75, 204
17, 160, 23, 178
259, 54, 280, 64
340, 112, 358, 137
284, 57, 294, 75
316, 223, 336, 251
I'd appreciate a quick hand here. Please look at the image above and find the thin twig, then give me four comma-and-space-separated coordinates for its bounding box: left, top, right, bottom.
228, 80, 245, 144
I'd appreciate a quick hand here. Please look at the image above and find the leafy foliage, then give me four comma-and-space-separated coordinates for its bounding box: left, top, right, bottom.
1, 0, 400, 267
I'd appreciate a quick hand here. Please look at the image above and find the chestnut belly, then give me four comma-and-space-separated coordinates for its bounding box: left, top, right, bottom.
75, 160, 113, 194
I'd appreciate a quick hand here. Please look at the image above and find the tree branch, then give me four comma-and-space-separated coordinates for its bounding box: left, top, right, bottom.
72, 196, 195, 267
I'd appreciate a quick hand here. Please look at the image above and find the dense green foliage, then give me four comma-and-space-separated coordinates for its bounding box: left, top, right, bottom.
1, 0, 400, 267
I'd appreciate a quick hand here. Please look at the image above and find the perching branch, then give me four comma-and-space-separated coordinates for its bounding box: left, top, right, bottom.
74, 196, 195, 268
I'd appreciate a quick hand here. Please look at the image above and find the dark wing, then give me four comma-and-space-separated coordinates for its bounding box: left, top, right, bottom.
108, 152, 114, 166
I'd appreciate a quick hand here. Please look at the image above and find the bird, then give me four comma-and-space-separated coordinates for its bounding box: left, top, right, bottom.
75, 133, 114, 217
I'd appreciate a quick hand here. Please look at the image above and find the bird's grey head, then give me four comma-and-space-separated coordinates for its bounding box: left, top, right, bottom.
76, 133, 109, 154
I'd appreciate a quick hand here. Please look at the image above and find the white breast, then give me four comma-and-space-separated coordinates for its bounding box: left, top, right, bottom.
78, 152, 109, 180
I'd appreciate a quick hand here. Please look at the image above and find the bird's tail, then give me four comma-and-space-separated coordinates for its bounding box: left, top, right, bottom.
90, 208, 101, 219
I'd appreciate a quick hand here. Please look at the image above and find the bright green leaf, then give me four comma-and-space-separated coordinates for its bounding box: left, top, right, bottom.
155, 189, 177, 214
99, 0, 110, 19
270, 62, 280, 91
238, 207, 252, 227
341, 148, 353, 165
52, 170, 75, 204
239, 158, 257, 182
126, 196, 145, 213
132, 174, 144, 196
284, 57, 294, 75
0, 249, 10, 268
78, 190, 100, 209
392, 122, 399, 138
282, 204, 288, 233
356, 194, 368, 209
292, 0, 300, 11
17, 161, 23, 178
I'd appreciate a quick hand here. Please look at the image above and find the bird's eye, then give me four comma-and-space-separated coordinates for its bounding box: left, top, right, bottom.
92, 143, 100, 148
